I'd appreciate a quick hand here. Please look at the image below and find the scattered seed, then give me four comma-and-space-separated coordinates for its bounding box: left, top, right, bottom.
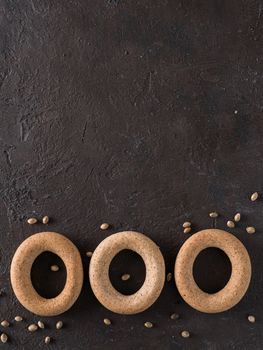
248, 315, 256, 323
170, 313, 179, 320
45, 336, 51, 344
181, 330, 190, 338
37, 321, 45, 329
42, 216, 49, 224
227, 220, 235, 228
183, 227, 191, 234
0, 333, 8, 343
121, 274, 130, 281
166, 272, 172, 282
103, 318, 111, 326
246, 226, 256, 234
27, 217, 37, 225
56, 321, 63, 330
14, 316, 23, 322
86, 251, 93, 258
0, 321, 9, 328
182, 222, 191, 228
234, 213, 241, 222
50, 265, 59, 272
234, 110, 238, 115
251, 192, 259, 201
28, 324, 38, 332
100, 223, 110, 230
144, 321, 153, 329
209, 212, 218, 218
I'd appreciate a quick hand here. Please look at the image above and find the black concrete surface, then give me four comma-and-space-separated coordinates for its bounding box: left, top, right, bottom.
0, 0, 263, 349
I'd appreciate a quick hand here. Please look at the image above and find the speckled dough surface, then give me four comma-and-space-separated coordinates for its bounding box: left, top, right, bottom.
174, 229, 251, 313
89, 231, 165, 314
10, 232, 83, 316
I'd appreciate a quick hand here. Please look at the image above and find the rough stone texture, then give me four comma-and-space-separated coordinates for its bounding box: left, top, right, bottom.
0, 0, 263, 349
175, 229, 251, 313
89, 231, 165, 314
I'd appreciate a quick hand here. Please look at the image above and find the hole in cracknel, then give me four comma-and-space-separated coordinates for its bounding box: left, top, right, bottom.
193, 248, 232, 294
31, 252, 66, 298
109, 249, 146, 295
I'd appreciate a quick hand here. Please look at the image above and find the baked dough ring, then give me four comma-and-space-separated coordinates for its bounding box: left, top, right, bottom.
174, 229, 251, 313
10, 232, 83, 316
89, 231, 165, 314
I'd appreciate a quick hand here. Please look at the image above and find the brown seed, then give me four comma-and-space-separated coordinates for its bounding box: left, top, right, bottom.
170, 313, 179, 320
100, 223, 110, 230
56, 321, 63, 330
37, 321, 45, 329
251, 192, 259, 201
121, 274, 130, 281
227, 220, 235, 228
0, 333, 8, 343
42, 216, 49, 224
182, 222, 191, 228
0, 321, 9, 328
183, 227, 191, 234
14, 316, 23, 322
103, 318, 111, 326
181, 330, 190, 338
50, 265, 59, 272
209, 212, 218, 218
86, 251, 93, 258
44, 336, 51, 344
166, 272, 172, 282
144, 321, 153, 329
27, 217, 37, 225
28, 324, 38, 332
246, 226, 256, 234
248, 315, 256, 323
234, 213, 241, 222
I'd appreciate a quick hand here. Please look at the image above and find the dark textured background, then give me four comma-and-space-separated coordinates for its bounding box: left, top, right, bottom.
0, 0, 263, 349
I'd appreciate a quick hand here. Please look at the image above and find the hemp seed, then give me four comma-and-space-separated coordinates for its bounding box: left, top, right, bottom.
170, 313, 179, 320
0, 333, 8, 343
51, 265, 59, 272
14, 316, 23, 322
0, 321, 9, 328
45, 336, 51, 344
209, 212, 218, 218
56, 321, 63, 330
144, 321, 153, 328
27, 218, 37, 225
121, 274, 130, 281
182, 222, 191, 228
100, 223, 110, 230
246, 226, 256, 234
28, 324, 38, 332
251, 192, 259, 201
234, 213, 241, 222
42, 216, 49, 224
103, 318, 111, 326
183, 227, 191, 234
37, 321, 45, 329
166, 272, 172, 282
227, 220, 235, 228
181, 330, 190, 338
248, 315, 256, 323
